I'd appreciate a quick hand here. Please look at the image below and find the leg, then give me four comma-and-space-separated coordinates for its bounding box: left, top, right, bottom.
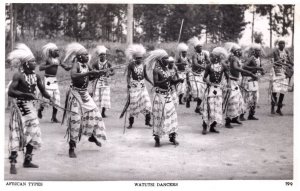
145, 112, 152, 127
51, 107, 60, 123
178, 94, 184, 105
202, 121, 207, 135
101, 107, 107, 118
127, 116, 134, 129
248, 105, 258, 120
239, 113, 246, 121
37, 105, 44, 119
186, 95, 191, 108
271, 93, 277, 114
209, 121, 219, 133
69, 140, 77, 158
23, 144, 39, 168
195, 99, 202, 114
225, 117, 233, 128
231, 116, 243, 124
276, 93, 284, 116
169, 132, 179, 145
154, 135, 160, 147
9, 151, 18, 174
88, 134, 102, 147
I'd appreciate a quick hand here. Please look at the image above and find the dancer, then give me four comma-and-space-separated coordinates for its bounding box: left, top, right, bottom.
62, 42, 107, 158
91, 45, 114, 118
38, 43, 71, 122
7, 43, 53, 174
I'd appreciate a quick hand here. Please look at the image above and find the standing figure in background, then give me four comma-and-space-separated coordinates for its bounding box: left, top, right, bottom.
38, 43, 71, 123
125, 44, 153, 129
7, 44, 53, 174
146, 49, 182, 147
168, 56, 181, 107
271, 39, 293, 116
240, 43, 265, 120
175, 43, 190, 105
202, 47, 230, 135
62, 42, 107, 158
91, 45, 115, 118
187, 36, 210, 113
225, 43, 257, 129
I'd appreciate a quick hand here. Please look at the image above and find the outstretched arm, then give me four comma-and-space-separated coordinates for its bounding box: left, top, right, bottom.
144, 65, 153, 86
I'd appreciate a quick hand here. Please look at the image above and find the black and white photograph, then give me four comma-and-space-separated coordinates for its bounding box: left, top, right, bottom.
1, 0, 298, 190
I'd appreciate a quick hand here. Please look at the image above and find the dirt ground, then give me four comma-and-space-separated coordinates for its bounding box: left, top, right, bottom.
4, 81, 293, 181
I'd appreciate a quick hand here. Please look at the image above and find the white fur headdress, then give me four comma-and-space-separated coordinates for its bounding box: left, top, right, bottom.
211, 47, 229, 60
63, 42, 88, 63
188, 36, 202, 47
95, 45, 108, 55
7, 43, 35, 67
168, 56, 175, 62
42, 43, 58, 59
144, 49, 168, 70
125, 44, 146, 60
224, 42, 241, 53
177, 43, 188, 53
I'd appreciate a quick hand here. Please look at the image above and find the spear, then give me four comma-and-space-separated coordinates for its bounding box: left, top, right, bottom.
36, 98, 81, 116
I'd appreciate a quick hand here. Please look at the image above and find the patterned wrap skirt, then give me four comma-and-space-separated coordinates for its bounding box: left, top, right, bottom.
128, 79, 152, 118
226, 80, 245, 119
270, 68, 289, 93
152, 89, 178, 137
241, 76, 259, 109
93, 77, 111, 109
9, 99, 42, 152
63, 87, 107, 143
202, 86, 223, 126
41, 76, 60, 107
187, 71, 206, 99
177, 71, 187, 96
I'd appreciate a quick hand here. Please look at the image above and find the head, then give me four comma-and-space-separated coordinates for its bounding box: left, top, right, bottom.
168, 57, 175, 69
278, 40, 285, 51
50, 49, 60, 58
23, 58, 37, 73
134, 55, 143, 65
253, 49, 261, 58
77, 52, 89, 63
210, 53, 220, 64
159, 56, 169, 67
195, 45, 202, 53
181, 51, 187, 58
232, 48, 242, 58
98, 53, 106, 62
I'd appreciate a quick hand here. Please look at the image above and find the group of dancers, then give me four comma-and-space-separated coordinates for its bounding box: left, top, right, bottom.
6, 37, 293, 174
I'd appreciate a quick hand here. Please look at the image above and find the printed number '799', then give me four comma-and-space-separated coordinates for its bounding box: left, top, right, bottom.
286, 182, 293, 186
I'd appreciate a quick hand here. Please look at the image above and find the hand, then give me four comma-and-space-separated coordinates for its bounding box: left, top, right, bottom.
251, 74, 258, 81
167, 76, 173, 82
49, 97, 55, 104
127, 84, 131, 89
25, 93, 37, 100
207, 82, 212, 86
89, 70, 100, 76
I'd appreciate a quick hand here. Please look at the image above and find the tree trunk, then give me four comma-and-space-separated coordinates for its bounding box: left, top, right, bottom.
269, 7, 272, 49
127, 4, 133, 45
10, 4, 14, 51
251, 9, 255, 43
292, 5, 294, 48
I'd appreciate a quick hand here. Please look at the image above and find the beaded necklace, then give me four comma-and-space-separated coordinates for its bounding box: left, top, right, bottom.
22, 71, 37, 94
211, 63, 223, 84
133, 62, 144, 81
